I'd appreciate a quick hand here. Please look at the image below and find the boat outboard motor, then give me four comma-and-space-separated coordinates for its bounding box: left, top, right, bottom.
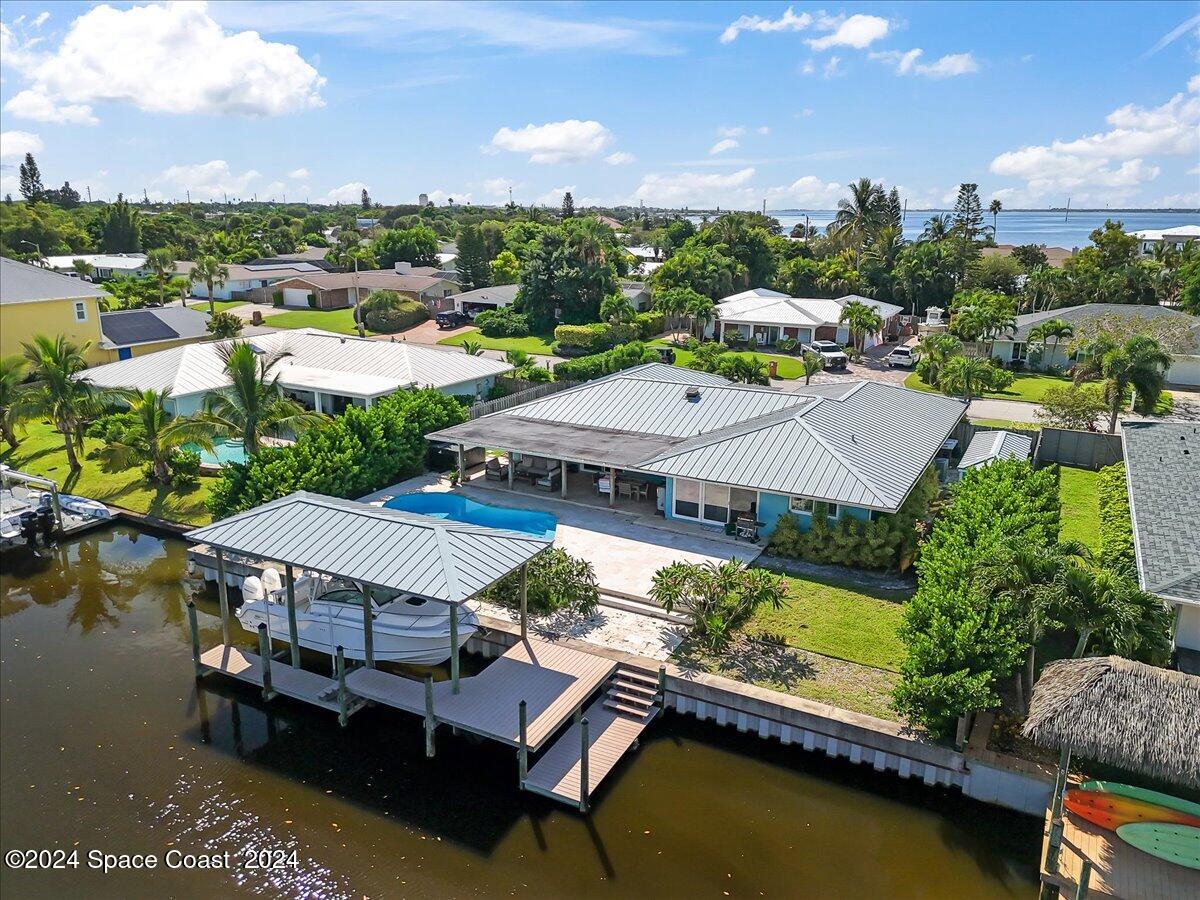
241, 575, 264, 604
19, 511, 40, 548
36, 508, 55, 544
261, 568, 282, 598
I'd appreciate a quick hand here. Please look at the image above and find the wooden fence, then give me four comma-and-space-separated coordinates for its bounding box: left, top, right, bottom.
953, 421, 1123, 471
469, 378, 580, 419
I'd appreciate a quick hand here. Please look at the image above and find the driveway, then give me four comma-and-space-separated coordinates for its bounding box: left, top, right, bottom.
390, 319, 471, 345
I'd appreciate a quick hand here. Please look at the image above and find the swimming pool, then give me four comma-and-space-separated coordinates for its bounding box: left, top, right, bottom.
384, 493, 557, 539
184, 438, 248, 467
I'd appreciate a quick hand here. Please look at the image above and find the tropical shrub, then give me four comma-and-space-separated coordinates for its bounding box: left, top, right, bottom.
365, 300, 428, 333
475, 306, 530, 337
207, 389, 465, 518
775, 337, 799, 353
893, 459, 1060, 737
1036, 384, 1106, 430
553, 322, 640, 355
552, 341, 657, 382
649, 560, 787, 650
483, 547, 599, 616
206, 310, 243, 338
272, 291, 284, 307
1097, 462, 1135, 579
635, 311, 664, 339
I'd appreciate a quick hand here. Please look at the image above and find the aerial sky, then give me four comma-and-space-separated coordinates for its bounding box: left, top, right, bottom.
0, 1, 1197, 210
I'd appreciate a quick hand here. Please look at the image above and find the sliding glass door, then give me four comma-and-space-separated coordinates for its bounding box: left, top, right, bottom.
674, 479, 757, 526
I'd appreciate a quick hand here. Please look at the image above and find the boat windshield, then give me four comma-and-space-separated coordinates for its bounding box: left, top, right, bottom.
315, 586, 400, 609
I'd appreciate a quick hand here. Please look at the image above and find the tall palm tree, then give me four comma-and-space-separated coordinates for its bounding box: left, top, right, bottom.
988, 199, 1002, 241
200, 342, 327, 454
98, 388, 215, 483
685, 293, 716, 339
0, 355, 29, 450
20, 335, 99, 472
831, 178, 885, 257
145, 247, 177, 307
838, 300, 884, 352
568, 218, 609, 268
1073, 334, 1172, 433
1052, 563, 1173, 661
1023, 265, 1061, 313
1027, 318, 1073, 368
938, 354, 996, 401
599, 293, 636, 326
192, 255, 230, 316
71, 259, 95, 281
915, 333, 963, 387
920, 214, 953, 242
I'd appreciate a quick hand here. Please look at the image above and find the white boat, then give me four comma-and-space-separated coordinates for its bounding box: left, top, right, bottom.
235, 571, 479, 665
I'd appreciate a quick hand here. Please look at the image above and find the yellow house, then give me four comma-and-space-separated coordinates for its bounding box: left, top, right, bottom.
1, 257, 109, 365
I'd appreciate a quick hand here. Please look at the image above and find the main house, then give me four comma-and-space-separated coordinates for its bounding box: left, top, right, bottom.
178, 260, 330, 301
82, 328, 513, 416
989, 303, 1200, 387
429, 364, 965, 538
710, 288, 903, 349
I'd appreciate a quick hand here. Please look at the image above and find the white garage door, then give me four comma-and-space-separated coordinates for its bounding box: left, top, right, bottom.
1167, 354, 1200, 388
283, 288, 311, 308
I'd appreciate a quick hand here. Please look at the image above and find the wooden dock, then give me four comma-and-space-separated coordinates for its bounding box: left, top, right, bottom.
199, 644, 363, 717
1039, 807, 1200, 899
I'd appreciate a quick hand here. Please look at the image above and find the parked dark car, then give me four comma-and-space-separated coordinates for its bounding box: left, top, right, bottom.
436, 310, 471, 329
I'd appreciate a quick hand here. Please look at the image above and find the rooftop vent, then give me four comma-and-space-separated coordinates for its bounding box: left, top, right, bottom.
684, 387, 702, 402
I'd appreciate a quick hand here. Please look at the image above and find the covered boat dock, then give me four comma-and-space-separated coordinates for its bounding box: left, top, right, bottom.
185, 492, 662, 811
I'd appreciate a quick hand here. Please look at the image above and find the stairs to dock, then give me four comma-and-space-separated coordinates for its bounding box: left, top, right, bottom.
602, 666, 660, 720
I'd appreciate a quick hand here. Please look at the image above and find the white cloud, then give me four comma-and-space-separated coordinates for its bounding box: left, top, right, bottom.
322, 182, 370, 204
1145, 13, 1200, 57
604, 151, 636, 165
152, 160, 261, 200
288, 167, 310, 180
487, 119, 612, 164
717, 125, 746, 138
989, 80, 1198, 198
3, 2, 324, 125
800, 59, 816, 76
757, 125, 771, 135
481, 177, 512, 196
720, 7, 812, 43
799, 108, 814, 117
0, 175, 18, 196
871, 49, 979, 79
1156, 190, 1200, 206
822, 56, 845, 78
534, 185, 576, 206
425, 189, 472, 205
807, 14, 890, 51
710, 138, 740, 155
764, 176, 844, 207
0, 130, 43, 160
634, 168, 757, 207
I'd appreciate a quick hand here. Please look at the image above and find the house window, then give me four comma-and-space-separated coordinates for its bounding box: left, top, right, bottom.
790, 496, 814, 513
73, 301, 87, 322
675, 480, 757, 525
1011, 342, 1026, 362
673, 479, 701, 520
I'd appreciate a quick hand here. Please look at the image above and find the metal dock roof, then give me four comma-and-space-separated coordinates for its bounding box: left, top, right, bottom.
958, 429, 1034, 470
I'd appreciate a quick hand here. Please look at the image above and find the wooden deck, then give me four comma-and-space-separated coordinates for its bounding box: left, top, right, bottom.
345, 638, 616, 750
1040, 807, 1200, 900
524, 695, 657, 807
199, 645, 355, 715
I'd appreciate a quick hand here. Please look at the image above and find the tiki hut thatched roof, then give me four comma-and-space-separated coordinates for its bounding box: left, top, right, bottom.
1023, 656, 1200, 789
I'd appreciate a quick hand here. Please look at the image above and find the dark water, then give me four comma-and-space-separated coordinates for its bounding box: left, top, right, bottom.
0, 526, 1040, 898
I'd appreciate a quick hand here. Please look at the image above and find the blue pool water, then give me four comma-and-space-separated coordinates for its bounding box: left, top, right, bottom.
384, 493, 557, 538
184, 438, 248, 467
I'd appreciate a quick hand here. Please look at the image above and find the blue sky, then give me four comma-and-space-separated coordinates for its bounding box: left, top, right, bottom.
1, 2, 1197, 209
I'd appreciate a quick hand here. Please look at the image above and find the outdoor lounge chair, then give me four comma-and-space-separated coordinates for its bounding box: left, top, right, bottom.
485, 458, 508, 481
534, 470, 562, 492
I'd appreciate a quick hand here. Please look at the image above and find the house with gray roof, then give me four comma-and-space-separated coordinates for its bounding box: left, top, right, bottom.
989, 303, 1200, 387
429, 365, 965, 537
1122, 421, 1200, 661
98, 305, 211, 362
453, 283, 520, 316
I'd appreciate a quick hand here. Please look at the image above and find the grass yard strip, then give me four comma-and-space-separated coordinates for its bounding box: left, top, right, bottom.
1058, 466, 1101, 552
438, 328, 557, 355
268, 307, 376, 336
904, 370, 1074, 403
969, 418, 1041, 430
186, 299, 248, 314
740, 573, 910, 672
650, 340, 808, 379
1, 420, 213, 526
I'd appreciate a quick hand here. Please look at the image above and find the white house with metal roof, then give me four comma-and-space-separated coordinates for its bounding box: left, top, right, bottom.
81, 328, 514, 416
711, 289, 903, 349
429, 365, 965, 538
42, 252, 150, 280
1131, 224, 1200, 256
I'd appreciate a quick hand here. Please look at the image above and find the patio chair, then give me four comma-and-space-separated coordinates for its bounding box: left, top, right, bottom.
534, 470, 562, 492
485, 457, 509, 481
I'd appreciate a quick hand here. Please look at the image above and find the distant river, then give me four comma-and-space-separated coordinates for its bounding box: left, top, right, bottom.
767, 209, 1200, 249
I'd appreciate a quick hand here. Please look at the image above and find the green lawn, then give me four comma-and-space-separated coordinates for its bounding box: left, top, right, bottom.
1058, 466, 1101, 552
904, 370, 1074, 403
1, 421, 213, 525
268, 307, 376, 336
740, 573, 910, 672
185, 299, 247, 314
968, 417, 1041, 430
438, 327, 557, 356
651, 340, 809, 379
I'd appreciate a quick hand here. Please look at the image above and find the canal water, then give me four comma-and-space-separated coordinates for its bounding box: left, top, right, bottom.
0, 526, 1040, 898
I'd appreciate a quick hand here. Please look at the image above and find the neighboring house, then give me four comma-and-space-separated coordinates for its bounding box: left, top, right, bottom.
957, 429, 1034, 470
1131, 224, 1200, 256
429, 365, 965, 538
0, 257, 109, 365
266, 265, 459, 313
97, 306, 211, 363
989, 303, 1200, 387
81, 328, 513, 416
1121, 421, 1200, 661
453, 283, 520, 316
176, 260, 326, 301
596, 215, 623, 230
356, 218, 381, 230
712, 288, 903, 348
42, 253, 149, 281
244, 251, 338, 271
622, 281, 652, 312
436, 252, 458, 274
980, 244, 1075, 268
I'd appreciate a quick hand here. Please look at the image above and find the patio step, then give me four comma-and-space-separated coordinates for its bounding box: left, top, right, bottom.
606, 688, 656, 708
602, 698, 656, 720
608, 678, 657, 697
614, 667, 660, 688
597, 592, 692, 625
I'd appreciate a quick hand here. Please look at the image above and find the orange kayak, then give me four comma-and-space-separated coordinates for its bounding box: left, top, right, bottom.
1064, 789, 1200, 832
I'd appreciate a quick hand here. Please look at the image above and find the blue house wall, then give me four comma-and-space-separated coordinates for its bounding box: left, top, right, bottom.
660, 478, 874, 537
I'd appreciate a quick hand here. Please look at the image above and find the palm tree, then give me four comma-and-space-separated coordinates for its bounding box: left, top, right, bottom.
915, 333, 963, 387
568, 218, 609, 268
145, 248, 177, 307
460, 340, 484, 357
988, 199, 1002, 241
938, 354, 996, 401
1073, 334, 1172, 433
0, 355, 29, 450
1023, 265, 1061, 313
599, 293, 636, 326
831, 178, 886, 257
920, 214, 953, 242
199, 342, 328, 454
1027, 318, 1073, 368
838, 300, 884, 353
192, 255, 230, 316
19, 335, 100, 472
801, 350, 824, 385
505, 349, 533, 370
685, 293, 716, 339
1052, 563, 1173, 661
98, 388, 215, 483
71, 259, 95, 281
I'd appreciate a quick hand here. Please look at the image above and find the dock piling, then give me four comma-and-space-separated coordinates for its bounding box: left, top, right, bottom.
336, 646, 348, 728
657, 664, 667, 711
187, 601, 202, 677
519, 564, 528, 640
518, 700, 528, 788
257, 623, 273, 701
215, 549, 231, 646
579, 717, 590, 813
1045, 745, 1072, 876
361, 584, 375, 669
1075, 859, 1092, 899
450, 604, 460, 694
424, 674, 436, 758
285, 565, 300, 669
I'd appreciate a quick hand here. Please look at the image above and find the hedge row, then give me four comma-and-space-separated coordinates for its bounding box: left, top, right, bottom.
1097, 462, 1136, 579
207, 390, 466, 519
552, 341, 658, 382
365, 299, 428, 333
553, 322, 640, 354
475, 307, 530, 337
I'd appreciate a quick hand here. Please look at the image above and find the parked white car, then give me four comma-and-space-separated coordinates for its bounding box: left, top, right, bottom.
885, 346, 918, 368
804, 340, 849, 369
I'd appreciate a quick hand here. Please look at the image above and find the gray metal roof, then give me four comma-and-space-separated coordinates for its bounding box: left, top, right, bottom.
1008, 303, 1200, 347
0, 256, 107, 305
99, 306, 210, 348
618, 362, 732, 386
1122, 422, 1200, 604
453, 284, 520, 305
186, 492, 550, 604
958, 429, 1034, 470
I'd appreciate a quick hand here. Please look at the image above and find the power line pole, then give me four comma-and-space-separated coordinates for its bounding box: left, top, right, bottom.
86, 185, 92, 203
